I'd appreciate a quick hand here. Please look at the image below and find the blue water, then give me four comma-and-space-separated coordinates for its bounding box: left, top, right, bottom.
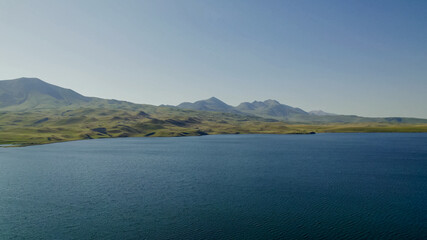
0, 133, 426, 239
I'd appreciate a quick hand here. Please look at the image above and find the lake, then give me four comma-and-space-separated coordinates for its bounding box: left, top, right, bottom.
0, 133, 426, 239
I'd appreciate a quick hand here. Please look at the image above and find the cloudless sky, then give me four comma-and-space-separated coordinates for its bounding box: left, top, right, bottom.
1, 0, 426, 117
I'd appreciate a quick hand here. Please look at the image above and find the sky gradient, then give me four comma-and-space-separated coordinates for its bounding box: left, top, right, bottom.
1, 0, 426, 118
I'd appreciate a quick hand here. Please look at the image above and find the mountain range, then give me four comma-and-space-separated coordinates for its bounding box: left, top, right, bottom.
0, 77, 426, 146
1, 78, 426, 124
177, 97, 314, 119
177, 97, 238, 113
175, 97, 425, 124
0, 77, 141, 111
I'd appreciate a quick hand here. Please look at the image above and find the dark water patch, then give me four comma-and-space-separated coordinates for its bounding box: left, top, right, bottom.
0, 133, 426, 239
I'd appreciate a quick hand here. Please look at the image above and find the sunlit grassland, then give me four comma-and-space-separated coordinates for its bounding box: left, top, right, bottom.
289, 123, 427, 133
1, 107, 426, 146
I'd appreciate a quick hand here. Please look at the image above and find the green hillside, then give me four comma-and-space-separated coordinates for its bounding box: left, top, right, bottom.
235, 99, 308, 118
2, 106, 426, 147
177, 97, 239, 113
0, 77, 145, 111
0, 77, 426, 146
0, 106, 309, 146
0, 78, 91, 109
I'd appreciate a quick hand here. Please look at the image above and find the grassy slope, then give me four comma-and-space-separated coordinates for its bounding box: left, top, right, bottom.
2, 78, 425, 147
237, 111, 427, 124
0, 106, 302, 146
1, 106, 427, 146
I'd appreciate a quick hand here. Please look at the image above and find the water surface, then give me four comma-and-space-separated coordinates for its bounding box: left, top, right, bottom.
0, 133, 426, 239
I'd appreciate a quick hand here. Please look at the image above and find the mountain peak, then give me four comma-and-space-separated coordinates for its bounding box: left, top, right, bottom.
263, 99, 280, 105
309, 110, 336, 116
5, 77, 45, 84
207, 97, 223, 102
177, 97, 235, 112
235, 99, 308, 117
17, 77, 42, 80
0, 77, 91, 110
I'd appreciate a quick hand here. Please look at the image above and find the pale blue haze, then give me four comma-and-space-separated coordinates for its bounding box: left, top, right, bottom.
0, 0, 426, 117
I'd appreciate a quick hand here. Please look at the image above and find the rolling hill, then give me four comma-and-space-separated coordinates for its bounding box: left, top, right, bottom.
309, 110, 337, 116
0, 77, 426, 146
176, 98, 308, 118
0, 77, 143, 111
0, 77, 91, 109
176, 97, 427, 124
235, 99, 308, 118
177, 97, 238, 113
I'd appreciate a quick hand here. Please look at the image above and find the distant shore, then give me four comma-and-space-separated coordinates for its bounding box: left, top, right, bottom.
2, 126, 427, 147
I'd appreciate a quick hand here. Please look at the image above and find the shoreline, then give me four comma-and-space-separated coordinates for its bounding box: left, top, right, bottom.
3, 130, 427, 148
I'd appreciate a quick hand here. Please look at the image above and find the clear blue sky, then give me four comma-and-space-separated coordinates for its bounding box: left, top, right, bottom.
1, 0, 426, 118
